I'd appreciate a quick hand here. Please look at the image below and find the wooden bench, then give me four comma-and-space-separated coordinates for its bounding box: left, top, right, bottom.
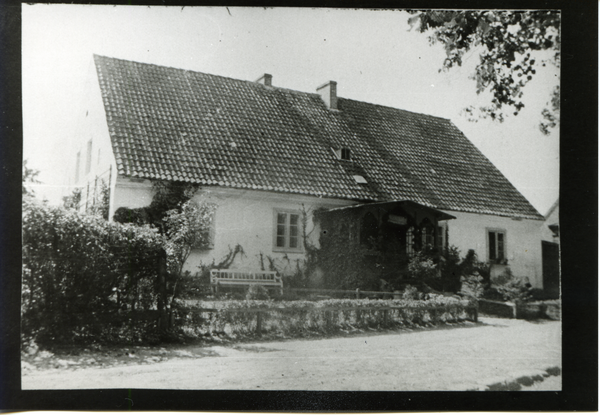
210, 269, 283, 295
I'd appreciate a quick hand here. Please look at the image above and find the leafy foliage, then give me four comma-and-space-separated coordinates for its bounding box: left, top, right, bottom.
407, 250, 438, 281
435, 247, 490, 295
173, 296, 477, 340
62, 187, 82, 210
163, 199, 215, 276
316, 209, 386, 290
409, 10, 560, 133
401, 284, 422, 300
483, 268, 533, 302
113, 180, 200, 232
89, 180, 110, 220
22, 200, 164, 344
435, 246, 532, 301
245, 285, 270, 301
22, 159, 40, 197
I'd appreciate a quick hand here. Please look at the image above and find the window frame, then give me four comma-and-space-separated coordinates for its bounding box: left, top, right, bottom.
75, 151, 81, 183
406, 226, 415, 256
272, 209, 304, 253
436, 222, 448, 251
188, 203, 217, 251
486, 228, 507, 264
341, 148, 351, 160
85, 139, 93, 175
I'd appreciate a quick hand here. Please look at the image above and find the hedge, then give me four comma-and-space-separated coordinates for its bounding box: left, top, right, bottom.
22, 200, 165, 344
173, 296, 478, 340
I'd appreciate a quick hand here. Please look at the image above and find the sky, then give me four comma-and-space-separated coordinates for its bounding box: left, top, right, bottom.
22, 5, 560, 215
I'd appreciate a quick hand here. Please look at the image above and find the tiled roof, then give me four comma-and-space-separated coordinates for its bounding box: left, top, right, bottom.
94, 55, 543, 220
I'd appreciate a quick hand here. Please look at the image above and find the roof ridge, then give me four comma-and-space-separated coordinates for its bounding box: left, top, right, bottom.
93, 54, 451, 120
94, 54, 279, 90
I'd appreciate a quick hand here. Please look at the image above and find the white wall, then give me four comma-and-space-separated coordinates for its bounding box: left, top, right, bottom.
68, 58, 117, 213
184, 188, 352, 276
541, 202, 559, 243
442, 210, 545, 288
110, 182, 354, 276
108, 178, 546, 287
111, 177, 155, 218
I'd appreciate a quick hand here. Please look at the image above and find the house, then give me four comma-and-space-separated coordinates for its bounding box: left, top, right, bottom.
69, 55, 545, 289
542, 199, 560, 243
541, 200, 560, 298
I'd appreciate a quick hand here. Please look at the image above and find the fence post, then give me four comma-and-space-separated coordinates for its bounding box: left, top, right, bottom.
325, 310, 331, 328
383, 309, 388, 327
355, 288, 360, 299
256, 311, 262, 337
473, 306, 478, 323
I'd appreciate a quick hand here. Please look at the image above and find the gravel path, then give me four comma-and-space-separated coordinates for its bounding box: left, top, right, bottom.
22, 317, 561, 391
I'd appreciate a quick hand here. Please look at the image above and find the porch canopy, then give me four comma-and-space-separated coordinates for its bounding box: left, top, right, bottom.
325, 200, 456, 221
320, 200, 456, 257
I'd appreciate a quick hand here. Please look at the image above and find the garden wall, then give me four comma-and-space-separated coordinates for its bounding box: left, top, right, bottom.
478, 299, 517, 318
173, 297, 478, 340
478, 299, 561, 320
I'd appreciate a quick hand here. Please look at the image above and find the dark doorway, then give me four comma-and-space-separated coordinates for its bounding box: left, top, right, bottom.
542, 241, 560, 299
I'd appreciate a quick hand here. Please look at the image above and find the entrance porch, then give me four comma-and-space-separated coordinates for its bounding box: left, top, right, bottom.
317, 200, 455, 289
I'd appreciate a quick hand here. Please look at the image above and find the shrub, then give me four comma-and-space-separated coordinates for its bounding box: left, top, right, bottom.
175, 271, 211, 300
483, 268, 533, 302
402, 284, 422, 300
172, 296, 478, 340
439, 246, 462, 292
407, 250, 438, 281
246, 285, 270, 301
22, 200, 164, 344
460, 272, 485, 298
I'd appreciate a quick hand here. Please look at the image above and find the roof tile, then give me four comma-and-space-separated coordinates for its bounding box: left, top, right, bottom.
94, 55, 542, 219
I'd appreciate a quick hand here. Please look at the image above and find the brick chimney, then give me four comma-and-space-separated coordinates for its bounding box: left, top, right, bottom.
255, 73, 273, 87
317, 81, 337, 110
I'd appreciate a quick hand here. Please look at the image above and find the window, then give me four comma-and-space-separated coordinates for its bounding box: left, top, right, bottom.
332, 147, 351, 160
488, 229, 506, 263
75, 151, 81, 183
422, 225, 434, 248
420, 219, 434, 249
436, 222, 448, 251
406, 226, 415, 256
85, 139, 93, 175
273, 210, 302, 252
353, 175, 368, 184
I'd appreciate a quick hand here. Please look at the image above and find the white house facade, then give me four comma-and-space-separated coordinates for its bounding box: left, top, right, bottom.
69, 55, 546, 289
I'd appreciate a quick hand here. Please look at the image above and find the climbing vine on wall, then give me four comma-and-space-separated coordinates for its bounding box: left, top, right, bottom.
113, 180, 201, 232
314, 208, 384, 290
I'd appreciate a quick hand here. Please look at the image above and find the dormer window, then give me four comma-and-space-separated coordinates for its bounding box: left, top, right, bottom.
333, 147, 351, 160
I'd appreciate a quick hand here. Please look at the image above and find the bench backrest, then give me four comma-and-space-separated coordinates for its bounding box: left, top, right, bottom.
210, 269, 282, 286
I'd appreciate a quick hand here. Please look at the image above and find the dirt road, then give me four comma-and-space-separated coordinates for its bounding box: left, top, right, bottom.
22, 317, 561, 391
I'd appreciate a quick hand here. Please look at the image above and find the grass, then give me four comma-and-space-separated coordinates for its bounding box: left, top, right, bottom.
484, 366, 561, 391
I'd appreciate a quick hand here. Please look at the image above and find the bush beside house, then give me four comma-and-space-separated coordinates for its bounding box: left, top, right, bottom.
21, 194, 550, 349
22, 200, 165, 345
